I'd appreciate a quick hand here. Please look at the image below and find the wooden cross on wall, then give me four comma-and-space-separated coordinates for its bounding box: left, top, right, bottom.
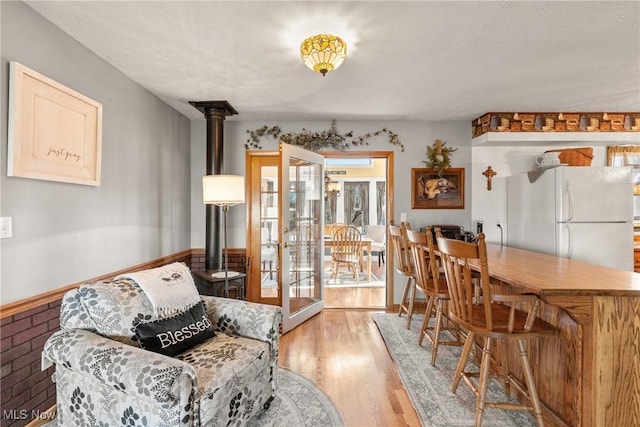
482, 166, 497, 190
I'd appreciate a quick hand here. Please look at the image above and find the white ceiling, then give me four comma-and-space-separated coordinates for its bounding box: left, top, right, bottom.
25, 1, 640, 122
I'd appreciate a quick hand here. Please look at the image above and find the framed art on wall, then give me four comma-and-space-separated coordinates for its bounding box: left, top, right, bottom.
8, 62, 102, 186
411, 168, 464, 209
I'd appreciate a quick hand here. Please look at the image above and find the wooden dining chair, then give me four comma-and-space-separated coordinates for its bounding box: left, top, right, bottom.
436, 233, 557, 427
330, 225, 362, 285
389, 222, 416, 328
406, 227, 463, 366
326, 223, 347, 274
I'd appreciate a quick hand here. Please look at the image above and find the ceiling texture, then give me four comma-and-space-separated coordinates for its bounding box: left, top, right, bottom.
25, 1, 640, 122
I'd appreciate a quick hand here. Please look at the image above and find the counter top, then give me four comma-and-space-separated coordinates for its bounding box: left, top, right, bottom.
461, 242, 640, 427
477, 243, 640, 297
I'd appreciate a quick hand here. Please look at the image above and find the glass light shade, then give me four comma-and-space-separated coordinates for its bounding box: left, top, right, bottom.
327, 181, 341, 193
300, 34, 347, 76
202, 175, 245, 206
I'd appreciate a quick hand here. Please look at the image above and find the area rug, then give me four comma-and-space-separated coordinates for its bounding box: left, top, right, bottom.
249, 367, 344, 427
324, 269, 385, 288
43, 368, 344, 427
372, 313, 537, 427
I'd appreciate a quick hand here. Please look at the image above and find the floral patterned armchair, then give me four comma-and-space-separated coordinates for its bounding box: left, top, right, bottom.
43, 279, 282, 426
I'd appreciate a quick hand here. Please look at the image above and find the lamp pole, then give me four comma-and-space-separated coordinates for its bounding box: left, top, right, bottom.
222, 204, 230, 297
202, 175, 245, 299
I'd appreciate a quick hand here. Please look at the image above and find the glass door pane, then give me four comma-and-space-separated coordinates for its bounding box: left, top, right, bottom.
280, 143, 324, 332
260, 166, 279, 300
246, 153, 281, 306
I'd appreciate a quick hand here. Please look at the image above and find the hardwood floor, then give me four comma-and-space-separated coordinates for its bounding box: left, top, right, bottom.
324, 259, 387, 309
324, 286, 386, 309
279, 309, 421, 426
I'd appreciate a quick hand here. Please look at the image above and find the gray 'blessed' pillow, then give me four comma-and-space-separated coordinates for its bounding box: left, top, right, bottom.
134, 301, 214, 356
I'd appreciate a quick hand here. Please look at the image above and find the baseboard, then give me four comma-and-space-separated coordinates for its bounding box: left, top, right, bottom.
25, 404, 56, 426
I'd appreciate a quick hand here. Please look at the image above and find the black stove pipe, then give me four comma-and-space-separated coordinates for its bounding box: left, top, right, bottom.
189, 101, 238, 271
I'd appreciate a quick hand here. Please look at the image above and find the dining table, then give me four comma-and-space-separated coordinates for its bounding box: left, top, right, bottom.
457, 242, 640, 427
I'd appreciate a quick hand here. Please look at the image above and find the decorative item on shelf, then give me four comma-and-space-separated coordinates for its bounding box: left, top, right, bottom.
202, 174, 246, 298
609, 114, 625, 130
519, 114, 535, 131
423, 139, 457, 176
472, 112, 640, 138
544, 147, 594, 166
324, 174, 341, 200
245, 119, 403, 151
300, 34, 347, 76
564, 114, 579, 130
482, 166, 497, 190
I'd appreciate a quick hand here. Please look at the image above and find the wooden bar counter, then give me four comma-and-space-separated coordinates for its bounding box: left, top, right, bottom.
472, 243, 640, 427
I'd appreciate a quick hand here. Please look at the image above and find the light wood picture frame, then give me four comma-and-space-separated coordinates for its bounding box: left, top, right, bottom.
8, 62, 102, 186
411, 168, 465, 209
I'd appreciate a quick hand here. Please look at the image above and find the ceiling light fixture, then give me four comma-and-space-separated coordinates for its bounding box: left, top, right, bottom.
300, 34, 347, 76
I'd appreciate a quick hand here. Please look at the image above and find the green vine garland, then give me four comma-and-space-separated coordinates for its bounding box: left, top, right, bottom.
245, 120, 404, 152
423, 139, 457, 176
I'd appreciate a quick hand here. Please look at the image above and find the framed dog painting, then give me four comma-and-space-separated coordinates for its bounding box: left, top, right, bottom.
411, 168, 464, 209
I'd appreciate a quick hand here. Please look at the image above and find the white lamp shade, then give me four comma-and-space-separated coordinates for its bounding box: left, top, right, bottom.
203, 175, 245, 205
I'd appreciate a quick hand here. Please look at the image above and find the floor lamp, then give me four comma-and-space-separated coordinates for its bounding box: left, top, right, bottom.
203, 174, 246, 298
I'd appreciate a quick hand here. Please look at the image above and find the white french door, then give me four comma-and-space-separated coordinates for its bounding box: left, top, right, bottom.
279, 143, 325, 332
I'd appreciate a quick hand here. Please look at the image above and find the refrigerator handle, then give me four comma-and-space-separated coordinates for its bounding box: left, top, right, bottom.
565, 181, 574, 222
566, 223, 573, 259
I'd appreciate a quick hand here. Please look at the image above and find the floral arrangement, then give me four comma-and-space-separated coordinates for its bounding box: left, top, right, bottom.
245, 120, 403, 152
423, 139, 456, 176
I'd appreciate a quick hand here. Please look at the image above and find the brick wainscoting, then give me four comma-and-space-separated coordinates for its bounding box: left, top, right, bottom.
0, 303, 59, 427
0, 250, 197, 427
190, 248, 247, 274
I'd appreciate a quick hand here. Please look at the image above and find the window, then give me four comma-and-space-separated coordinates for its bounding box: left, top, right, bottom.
607, 145, 640, 195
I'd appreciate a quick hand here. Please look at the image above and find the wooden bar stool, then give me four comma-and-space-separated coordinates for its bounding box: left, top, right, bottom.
437, 233, 557, 427
406, 227, 463, 366
389, 222, 416, 328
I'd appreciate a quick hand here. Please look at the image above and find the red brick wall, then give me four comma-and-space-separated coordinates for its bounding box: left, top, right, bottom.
191, 248, 247, 274
1, 301, 60, 427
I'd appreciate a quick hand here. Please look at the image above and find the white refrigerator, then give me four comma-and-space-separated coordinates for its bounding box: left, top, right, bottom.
507, 166, 633, 271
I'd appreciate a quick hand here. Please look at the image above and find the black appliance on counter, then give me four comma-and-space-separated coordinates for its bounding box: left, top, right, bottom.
421, 225, 476, 243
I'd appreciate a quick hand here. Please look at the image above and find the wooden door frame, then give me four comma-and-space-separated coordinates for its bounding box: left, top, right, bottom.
321, 151, 394, 311
245, 150, 279, 304
246, 150, 395, 311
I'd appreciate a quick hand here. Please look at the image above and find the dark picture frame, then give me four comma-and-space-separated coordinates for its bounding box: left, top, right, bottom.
411, 168, 465, 209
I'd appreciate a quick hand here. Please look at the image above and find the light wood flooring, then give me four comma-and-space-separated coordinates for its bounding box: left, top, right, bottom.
324, 260, 387, 309
324, 287, 386, 309
279, 309, 421, 426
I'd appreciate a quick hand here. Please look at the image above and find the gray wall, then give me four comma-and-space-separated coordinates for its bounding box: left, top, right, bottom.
190, 119, 471, 303
1, 2, 191, 304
